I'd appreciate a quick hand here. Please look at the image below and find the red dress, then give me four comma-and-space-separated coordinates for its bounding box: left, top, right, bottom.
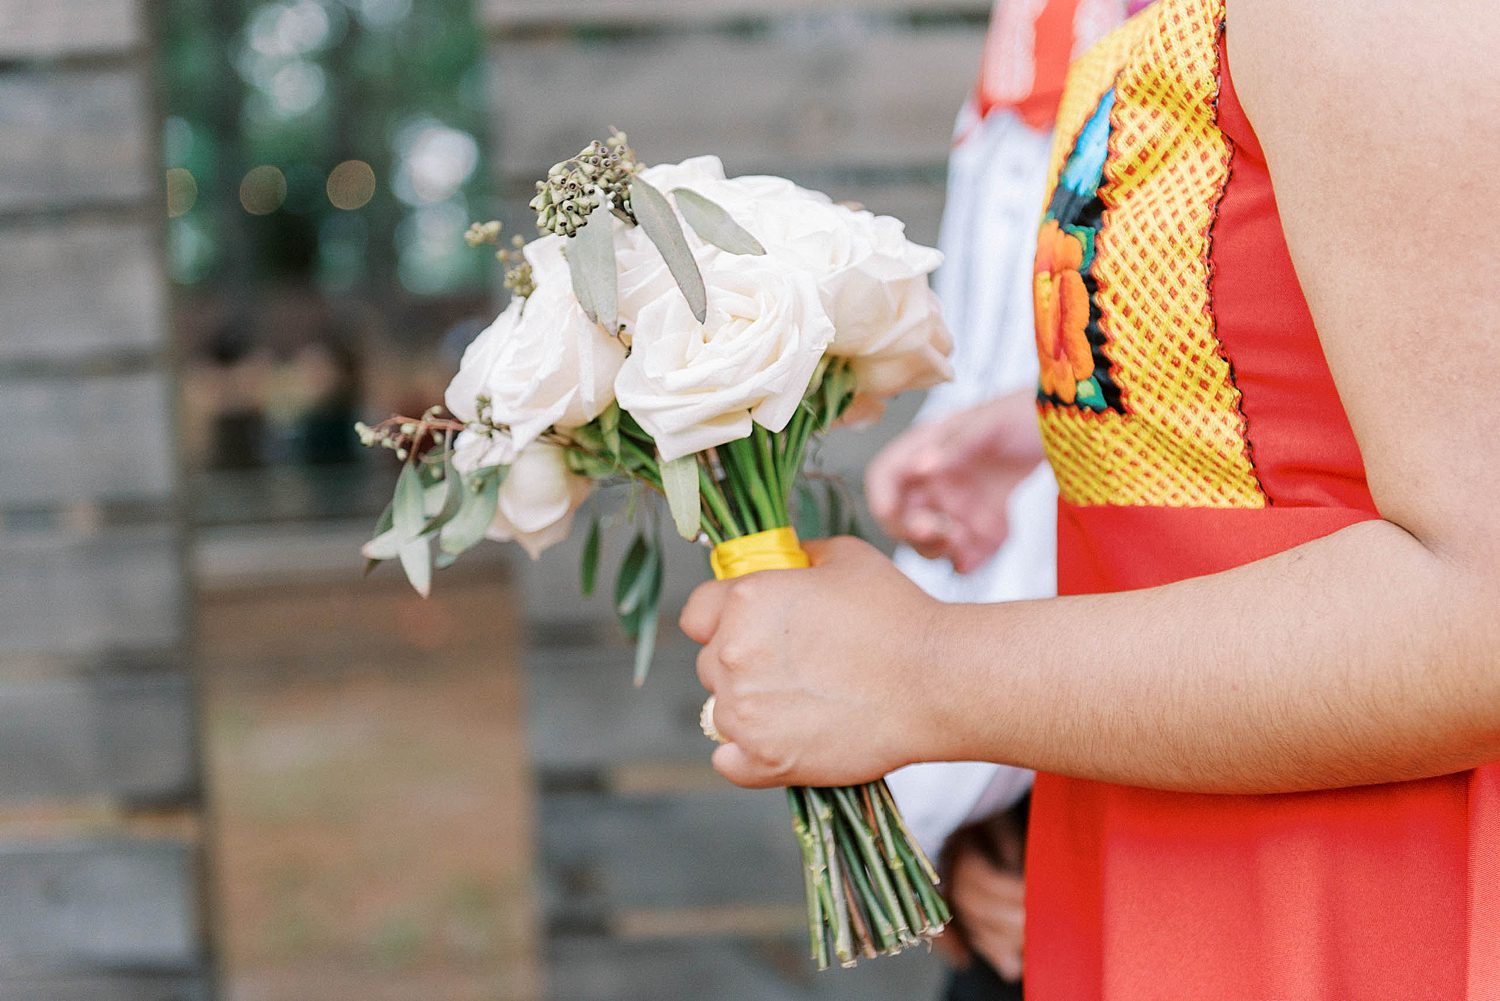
1026, 0, 1500, 996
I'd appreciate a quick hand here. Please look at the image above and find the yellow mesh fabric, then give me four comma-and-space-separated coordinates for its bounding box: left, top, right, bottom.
1037, 0, 1265, 508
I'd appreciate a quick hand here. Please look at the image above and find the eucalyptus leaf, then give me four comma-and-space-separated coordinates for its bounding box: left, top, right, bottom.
630, 175, 707, 322
580, 515, 602, 597
572, 199, 619, 332
672, 188, 766, 255
565, 243, 595, 321
615, 535, 651, 618
393, 462, 426, 537
440, 466, 502, 556
364, 500, 395, 574
398, 536, 432, 597
660, 454, 701, 541
435, 550, 460, 570
632, 595, 660, 688
420, 464, 466, 537
363, 526, 408, 562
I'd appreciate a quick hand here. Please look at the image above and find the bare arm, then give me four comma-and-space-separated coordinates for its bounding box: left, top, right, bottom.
683, 0, 1500, 794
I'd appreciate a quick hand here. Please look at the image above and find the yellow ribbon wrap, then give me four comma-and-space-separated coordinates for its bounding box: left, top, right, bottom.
709, 526, 810, 580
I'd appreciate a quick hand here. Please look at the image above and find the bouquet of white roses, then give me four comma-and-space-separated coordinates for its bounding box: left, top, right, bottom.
359, 133, 953, 968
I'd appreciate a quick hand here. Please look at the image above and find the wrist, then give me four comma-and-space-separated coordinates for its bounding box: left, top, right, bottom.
893, 594, 962, 768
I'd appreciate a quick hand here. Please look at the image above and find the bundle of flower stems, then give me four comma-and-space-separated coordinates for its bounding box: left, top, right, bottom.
698, 379, 951, 968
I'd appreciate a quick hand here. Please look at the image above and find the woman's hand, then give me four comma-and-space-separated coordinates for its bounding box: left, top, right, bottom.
680, 536, 943, 788
865, 389, 1046, 574
938, 819, 1027, 983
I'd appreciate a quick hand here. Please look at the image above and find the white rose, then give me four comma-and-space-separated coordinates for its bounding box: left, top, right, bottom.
443, 282, 626, 466
677, 176, 951, 397
635, 155, 728, 196
614, 255, 835, 462
486, 441, 592, 560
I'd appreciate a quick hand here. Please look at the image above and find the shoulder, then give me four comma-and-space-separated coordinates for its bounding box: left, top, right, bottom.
1227, 0, 1499, 160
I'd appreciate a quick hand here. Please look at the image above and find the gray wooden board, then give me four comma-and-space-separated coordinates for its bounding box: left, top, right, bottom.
545, 934, 945, 1001
5, 372, 176, 508
0, 526, 184, 658
0, 66, 155, 214
539, 788, 806, 917
0, 839, 199, 970
0, 216, 167, 366
526, 638, 708, 771
0, 0, 142, 61
489, 0, 990, 30
0, 974, 208, 1001
0, 673, 195, 803
490, 23, 981, 179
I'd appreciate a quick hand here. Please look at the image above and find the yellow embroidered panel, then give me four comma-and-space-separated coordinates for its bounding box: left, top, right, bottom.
1034, 0, 1266, 509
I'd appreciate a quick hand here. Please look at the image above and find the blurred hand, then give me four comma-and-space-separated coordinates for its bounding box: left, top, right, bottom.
681, 536, 941, 788
865, 390, 1046, 574
937, 818, 1027, 982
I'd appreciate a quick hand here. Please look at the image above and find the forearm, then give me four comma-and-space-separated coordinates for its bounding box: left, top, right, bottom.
918, 519, 1500, 793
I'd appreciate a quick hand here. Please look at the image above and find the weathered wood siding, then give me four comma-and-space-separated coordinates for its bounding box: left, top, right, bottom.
0, 1, 210, 996
485, 3, 979, 995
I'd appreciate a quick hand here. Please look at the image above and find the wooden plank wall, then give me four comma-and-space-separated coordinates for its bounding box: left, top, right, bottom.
0, 1, 211, 997
484, 3, 984, 996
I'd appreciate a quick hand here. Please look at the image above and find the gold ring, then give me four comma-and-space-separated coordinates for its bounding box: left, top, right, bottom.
700, 695, 725, 743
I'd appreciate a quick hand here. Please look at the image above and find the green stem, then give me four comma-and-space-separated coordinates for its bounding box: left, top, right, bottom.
752, 424, 785, 523
721, 438, 779, 533
788, 790, 830, 970
697, 457, 743, 539
831, 786, 910, 944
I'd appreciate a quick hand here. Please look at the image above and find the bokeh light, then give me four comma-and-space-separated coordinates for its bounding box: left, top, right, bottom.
166, 167, 199, 217
327, 160, 377, 210
239, 165, 289, 215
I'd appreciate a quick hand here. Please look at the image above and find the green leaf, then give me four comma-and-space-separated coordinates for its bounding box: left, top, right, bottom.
420, 461, 466, 538
570, 199, 619, 333
364, 500, 395, 574
672, 188, 766, 256
440, 466, 502, 556
393, 462, 426, 537
660, 454, 701, 541
632, 592, 660, 688
598, 403, 622, 461
580, 515, 602, 597
630, 175, 707, 323
398, 535, 432, 597
615, 535, 651, 618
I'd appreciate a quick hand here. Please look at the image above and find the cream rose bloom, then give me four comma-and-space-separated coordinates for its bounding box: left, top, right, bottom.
444, 281, 626, 469
614, 255, 835, 462
485, 441, 592, 560
659, 169, 951, 397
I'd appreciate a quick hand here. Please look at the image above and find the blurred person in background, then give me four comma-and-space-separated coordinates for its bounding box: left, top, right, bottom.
688, 0, 1500, 997
874, 1, 1145, 996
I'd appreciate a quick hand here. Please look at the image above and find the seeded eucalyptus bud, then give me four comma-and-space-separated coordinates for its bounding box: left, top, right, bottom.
531, 129, 641, 237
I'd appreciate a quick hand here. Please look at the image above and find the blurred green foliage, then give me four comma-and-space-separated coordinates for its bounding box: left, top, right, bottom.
159, 0, 493, 298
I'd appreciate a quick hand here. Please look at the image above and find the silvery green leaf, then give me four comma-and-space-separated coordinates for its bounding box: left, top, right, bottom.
580, 515, 602, 597
420, 460, 466, 537
364, 500, 395, 574
672, 188, 765, 256
393, 462, 426, 537
398, 535, 432, 597
660, 454, 701, 540
566, 243, 595, 320
632, 587, 660, 688
615, 535, 652, 618
440, 466, 502, 556
630, 175, 707, 322
573, 199, 618, 332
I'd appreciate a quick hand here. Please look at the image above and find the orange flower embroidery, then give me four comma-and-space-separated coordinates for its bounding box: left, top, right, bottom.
1033, 219, 1094, 404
